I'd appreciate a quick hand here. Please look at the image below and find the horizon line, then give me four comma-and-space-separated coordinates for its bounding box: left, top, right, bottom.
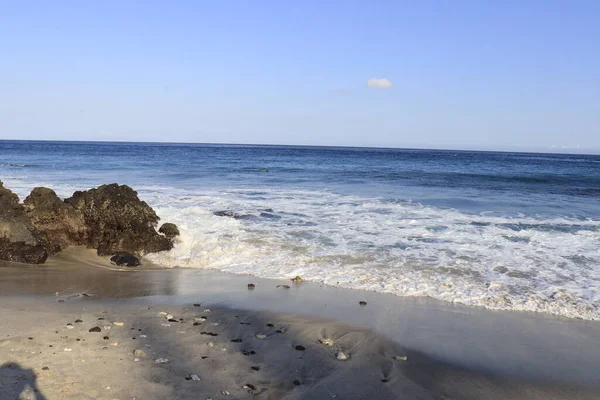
0, 138, 599, 156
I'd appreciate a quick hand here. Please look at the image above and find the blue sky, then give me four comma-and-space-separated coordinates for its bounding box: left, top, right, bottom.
1, 1, 599, 152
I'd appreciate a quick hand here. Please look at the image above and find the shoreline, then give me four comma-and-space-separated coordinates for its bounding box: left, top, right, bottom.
1, 248, 600, 399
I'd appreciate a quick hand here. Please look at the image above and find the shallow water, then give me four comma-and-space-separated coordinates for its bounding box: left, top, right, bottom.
1, 140, 599, 319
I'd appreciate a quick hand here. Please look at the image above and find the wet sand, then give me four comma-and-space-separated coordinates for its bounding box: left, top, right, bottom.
1, 248, 599, 399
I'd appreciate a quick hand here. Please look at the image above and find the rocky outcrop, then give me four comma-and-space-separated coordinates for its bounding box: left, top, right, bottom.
23, 187, 86, 255
64, 184, 173, 256
0, 182, 178, 264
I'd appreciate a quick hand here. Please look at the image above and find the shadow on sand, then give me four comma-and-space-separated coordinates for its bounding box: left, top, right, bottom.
0, 362, 47, 400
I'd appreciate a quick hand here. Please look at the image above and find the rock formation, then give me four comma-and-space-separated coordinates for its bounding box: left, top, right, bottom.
0, 182, 178, 265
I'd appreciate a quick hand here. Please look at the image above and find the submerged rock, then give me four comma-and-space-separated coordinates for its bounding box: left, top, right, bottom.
110, 252, 140, 267
291, 276, 304, 284
213, 210, 245, 219
158, 223, 180, 239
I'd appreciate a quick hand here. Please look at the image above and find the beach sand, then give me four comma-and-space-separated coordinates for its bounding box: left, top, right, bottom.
1, 248, 599, 400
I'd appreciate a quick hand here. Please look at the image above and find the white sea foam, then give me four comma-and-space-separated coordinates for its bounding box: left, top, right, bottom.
141, 186, 600, 321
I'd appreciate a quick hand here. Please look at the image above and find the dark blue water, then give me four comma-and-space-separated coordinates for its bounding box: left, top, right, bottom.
1, 140, 599, 319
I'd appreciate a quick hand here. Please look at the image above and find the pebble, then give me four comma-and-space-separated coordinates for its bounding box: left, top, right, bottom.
247, 283, 255, 289
75, 319, 83, 323
103, 326, 111, 330
243, 384, 256, 390
154, 358, 169, 364
66, 324, 74, 329
134, 358, 140, 362
194, 317, 207, 322
165, 314, 174, 320
64, 348, 72, 352
359, 301, 367, 306
251, 366, 260, 371
133, 349, 147, 357
186, 373, 201, 381
113, 322, 125, 327
319, 338, 334, 346
161, 324, 171, 327
89, 326, 102, 333
295, 345, 306, 351
393, 355, 408, 361
336, 351, 348, 361
203, 309, 211, 313
291, 276, 304, 284
140, 335, 147, 338
42, 367, 49, 371
221, 391, 230, 396
242, 350, 256, 355
159, 311, 168, 315
231, 339, 243, 343
255, 334, 267, 339
193, 303, 201, 307
207, 342, 214, 347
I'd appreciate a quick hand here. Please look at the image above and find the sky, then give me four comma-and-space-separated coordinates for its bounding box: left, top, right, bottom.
1, 1, 599, 152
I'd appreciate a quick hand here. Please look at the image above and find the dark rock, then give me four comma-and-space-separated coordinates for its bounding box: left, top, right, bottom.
75, 319, 83, 323
0, 239, 48, 264
242, 350, 256, 355
213, 210, 245, 219
359, 301, 367, 306
65, 184, 173, 256
42, 366, 49, 370
231, 339, 243, 343
158, 223, 179, 239
251, 366, 260, 371
295, 345, 306, 351
88, 326, 102, 332
247, 283, 255, 289
293, 380, 301, 386
0, 181, 48, 264
23, 187, 86, 254
110, 252, 141, 267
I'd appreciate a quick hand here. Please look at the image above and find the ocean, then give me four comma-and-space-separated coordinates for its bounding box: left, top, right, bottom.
1, 140, 599, 320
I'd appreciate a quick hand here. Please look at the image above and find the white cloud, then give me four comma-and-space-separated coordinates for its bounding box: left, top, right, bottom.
366, 78, 393, 89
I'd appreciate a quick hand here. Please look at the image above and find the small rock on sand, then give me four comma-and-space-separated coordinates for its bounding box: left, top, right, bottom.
154, 358, 169, 364
255, 334, 267, 339
393, 355, 408, 361
113, 321, 124, 326
336, 351, 348, 361
319, 338, 334, 346
277, 285, 291, 289
248, 283, 255, 289
89, 326, 102, 332
186, 373, 201, 381
133, 349, 147, 357
291, 276, 304, 284
359, 301, 367, 306
295, 345, 306, 351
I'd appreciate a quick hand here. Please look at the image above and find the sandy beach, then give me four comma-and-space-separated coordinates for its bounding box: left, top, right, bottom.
1, 249, 599, 399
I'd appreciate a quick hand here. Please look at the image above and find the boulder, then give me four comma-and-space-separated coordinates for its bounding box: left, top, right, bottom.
23, 187, 86, 254
158, 223, 180, 238
65, 184, 173, 256
0, 181, 48, 264
110, 252, 141, 267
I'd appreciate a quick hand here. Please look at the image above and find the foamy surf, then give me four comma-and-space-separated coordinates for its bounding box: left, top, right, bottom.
144, 187, 600, 321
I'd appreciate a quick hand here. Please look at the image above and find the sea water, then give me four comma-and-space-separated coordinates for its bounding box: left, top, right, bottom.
1, 140, 599, 319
